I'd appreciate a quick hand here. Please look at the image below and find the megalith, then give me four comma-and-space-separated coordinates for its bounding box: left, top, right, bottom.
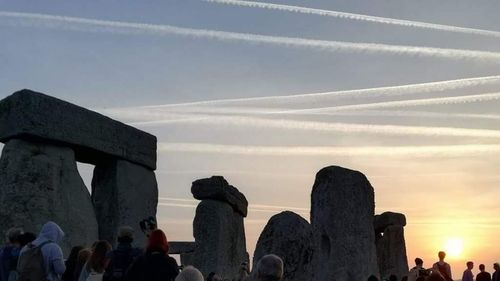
0, 139, 98, 252
311, 166, 379, 281
253, 211, 313, 281
0, 90, 158, 248
374, 212, 409, 280
183, 176, 248, 279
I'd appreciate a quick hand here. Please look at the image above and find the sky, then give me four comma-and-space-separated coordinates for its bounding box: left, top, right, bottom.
1, 0, 500, 279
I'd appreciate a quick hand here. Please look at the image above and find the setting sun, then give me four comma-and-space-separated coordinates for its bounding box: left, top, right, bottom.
445, 238, 464, 258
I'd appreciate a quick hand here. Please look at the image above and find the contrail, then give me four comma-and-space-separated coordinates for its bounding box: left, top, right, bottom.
116, 75, 500, 109
2, 11, 500, 61
205, 0, 500, 39
158, 143, 500, 157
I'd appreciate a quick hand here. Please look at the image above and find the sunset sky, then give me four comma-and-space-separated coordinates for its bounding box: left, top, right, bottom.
1, 0, 500, 278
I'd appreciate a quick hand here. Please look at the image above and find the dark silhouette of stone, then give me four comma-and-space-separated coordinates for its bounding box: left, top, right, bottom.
92, 159, 158, 247
0, 89, 157, 169
191, 176, 248, 217
253, 211, 313, 281
0, 139, 98, 253
311, 166, 379, 281
375, 212, 409, 280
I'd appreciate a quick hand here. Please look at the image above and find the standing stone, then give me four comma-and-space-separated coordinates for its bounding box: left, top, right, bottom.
311, 166, 379, 281
92, 159, 158, 246
0, 139, 98, 253
375, 212, 409, 280
183, 176, 248, 279
253, 211, 313, 281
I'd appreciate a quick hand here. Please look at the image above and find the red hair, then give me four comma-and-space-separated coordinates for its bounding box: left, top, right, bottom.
147, 229, 169, 253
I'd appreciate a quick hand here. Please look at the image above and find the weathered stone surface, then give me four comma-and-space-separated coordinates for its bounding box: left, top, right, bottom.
184, 199, 248, 279
253, 211, 313, 281
374, 212, 407, 232
92, 159, 158, 246
0, 90, 157, 169
0, 139, 98, 253
376, 225, 409, 280
311, 166, 379, 281
191, 176, 248, 217
168, 242, 196, 254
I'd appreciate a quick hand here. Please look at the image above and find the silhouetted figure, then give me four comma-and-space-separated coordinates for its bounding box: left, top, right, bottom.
103, 226, 142, 281
408, 258, 430, 281
477, 264, 492, 281
18, 232, 36, 247
493, 263, 500, 281
74, 248, 92, 281
125, 229, 179, 281
401, 276, 408, 281
367, 275, 379, 281
175, 266, 204, 281
415, 277, 426, 281
62, 246, 84, 281
235, 262, 250, 281
426, 272, 445, 281
18, 221, 66, 281
432, 251, 453, 281
0, 227, 23, 281
462, 261, 474, 281
206, 272, 222, 281
389, 275, 398, 281
254, 254, 284, 281
78, 240, 112, 281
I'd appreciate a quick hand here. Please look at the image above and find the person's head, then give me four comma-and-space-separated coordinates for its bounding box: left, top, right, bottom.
438, 251, 446, 261
19, 232, 36, 247
466, 261, 474, 270
66, 246, 84, 270
367, 275, 379, 281
401, 277, 408, 281
147, 229, 169, 253
87, 240, 112, 273
427, 273, 445, 281
75, 248, 92, 273
479, 264, 485, 272
175, 266, 204, 281
117, 226, 134, 244
140, 216, 157, 238
255, 254, 284, 281
38, 221, 64, 243
494, 263, 500, 271
389, 275, 397, 281
415, 257, 424, 267
5, 227, 23, 245
240, 261, 250, 274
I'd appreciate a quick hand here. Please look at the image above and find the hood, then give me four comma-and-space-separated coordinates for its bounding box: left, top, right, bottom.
38, 221, 65, 243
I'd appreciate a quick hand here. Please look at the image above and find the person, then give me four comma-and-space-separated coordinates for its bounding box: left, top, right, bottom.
125, 229, 179, 281
0, 227, 23, 281
389, 275, 398, 281
175, 266, 204, 281
18, 232, 36, 248
477, 264, 492, 281
235, 262, 250, 281
493, 263, 500, 281
74, 249, 92, 281
426, 273, 445, 281
462, 261, 474, 281
415, 277, 426, 281
432, 251, 453, 281
206, 272, 222, 281
62, 246, 84, 281
254, 254, 283, 281
367, 276, 379, 281
78, 241, 112, 281
103, 226, 142, 281
17, 221, 66, 281
408, 258, 430, 281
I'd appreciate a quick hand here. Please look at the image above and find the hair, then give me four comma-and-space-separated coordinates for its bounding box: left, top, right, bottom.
438, 251, 446, 259
19, 232, 36, 247
480, 264, 485, 270
147, 229, 169, 253
175, 266, 204, 281
86, 240, 112, 273
117, 226, 134, 244
427, 273, 445, 281
367, 275, 379, 281
74, 248, 92, 279
5, 227, 23, 244
495, 262, 500, 268
256, 254, 284, 281
207, 272, 216, 281
389, 275, 397, 281
62, 246, 84, 280
467, 261, 474, 267
415, 258, 423, 266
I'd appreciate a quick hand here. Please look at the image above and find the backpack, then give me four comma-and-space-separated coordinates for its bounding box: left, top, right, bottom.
104, 247, 140, 281
17, 241, 52, 281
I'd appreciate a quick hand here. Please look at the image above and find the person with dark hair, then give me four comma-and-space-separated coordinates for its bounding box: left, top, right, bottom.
103, 226, 142, 281
367, 275, 379, 281
0, 227, 23, 281
62, 246, 84, 281
426, 273, 445, 281
462, 261, 474, 281
74, 248, 92, 280
125, 229, 179, 281
493, 263, 500, 281
206, 272, 222, 281
389, 275, 398, 281
432, 251, 453, 281
408, 257, 429, 281
477, 264, 492, 281
18, 232, 36, 247
78, 240, 112, 281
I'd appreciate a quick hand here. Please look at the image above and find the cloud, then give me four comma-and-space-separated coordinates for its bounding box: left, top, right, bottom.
157, 143, 500, 157
2, 11, 500, 61
205, 0, 500, 39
